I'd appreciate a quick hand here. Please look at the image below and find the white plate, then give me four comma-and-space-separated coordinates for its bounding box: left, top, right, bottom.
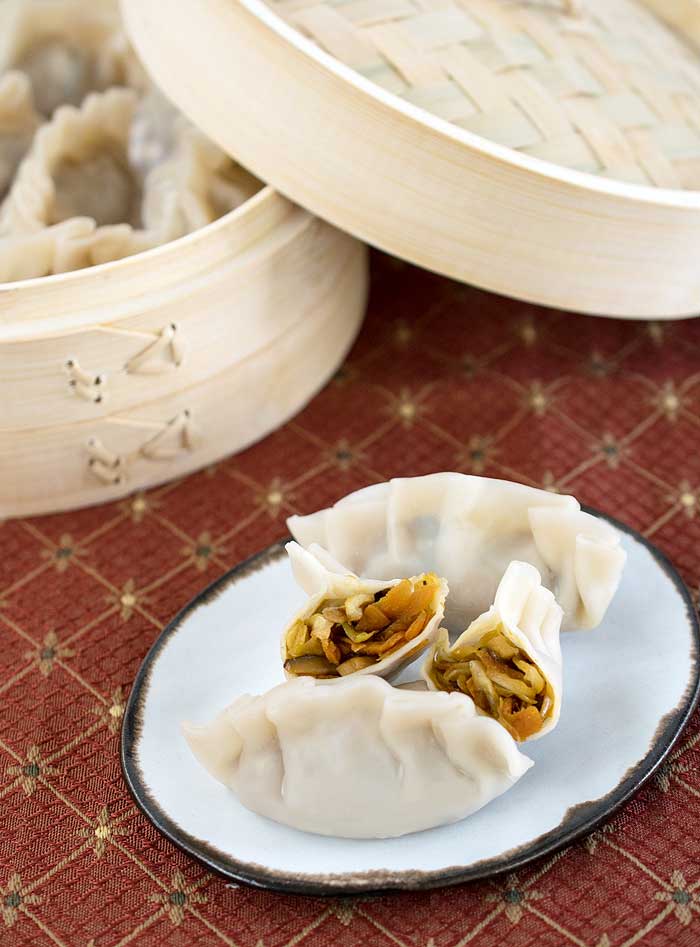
122, 513, 699, 895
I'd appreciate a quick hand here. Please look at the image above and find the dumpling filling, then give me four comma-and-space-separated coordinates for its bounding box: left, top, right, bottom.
428, 628, 553, 742
284, 574, 442, 679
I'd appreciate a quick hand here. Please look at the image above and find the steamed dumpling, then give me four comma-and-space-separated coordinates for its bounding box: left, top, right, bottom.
0, 86, 260, 280
282, 541, 447, 681
0, 71, 40, 200
424, 561, 563, 743
0, 0, 135, 116
0, 88, 157, 278
288, 473, 626, 632
183, 675, 533, 839
141, 118, 261, 239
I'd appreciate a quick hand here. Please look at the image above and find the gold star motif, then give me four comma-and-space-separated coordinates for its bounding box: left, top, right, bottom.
393, 320, 413, 348
655, 871, 700, 925
390, 388, 422, 427
667, 481, 700, 519
654, 382, 684, 422
78, 807, 127, 857
105, 579, 149, 622
150, 871, 207, 925
24, 631, 74, 677
588, 350, 613, 377
40, 534, 86, 573
181, 532, 224, 572
120, 493, 159, 523
328, 439, 364, 471
459, 435, 496, 475
517, 319, 537, 347
255, 478, 292, 518
595, 433, 624, 469
7, 746, 57, 796
329, 899, 356, 925
0, 874, 41, 928
646, 321, 666, 346
484, 873, 542, 923
94, 688, 126, 734
526, 382, 551, 416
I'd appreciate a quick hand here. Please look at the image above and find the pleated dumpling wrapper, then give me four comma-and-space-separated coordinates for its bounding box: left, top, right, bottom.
288, 473, 626, 632
0, 0, 137, 116
0, 71, 40, 200
282, 542, 448, 681
183, 676, 532, 839
424, 561, 562, 743
0, 88, 260, 280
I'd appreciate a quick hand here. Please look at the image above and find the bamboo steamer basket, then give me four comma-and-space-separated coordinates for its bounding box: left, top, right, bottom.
0, 188, 367, 516
124, 0, 700, 318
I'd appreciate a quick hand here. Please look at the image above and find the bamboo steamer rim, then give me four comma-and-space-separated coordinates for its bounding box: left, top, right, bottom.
0, 182, 279, 297
242, 0, 700, 211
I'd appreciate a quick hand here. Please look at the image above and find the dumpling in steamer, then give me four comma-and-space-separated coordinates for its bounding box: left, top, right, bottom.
282, 542, 447, 681
141, 119, 261, 240
424, 561, 563, 743
183, 676, 533, 838
0, 87, 259, 280
0, 71, 40, 200
288, 473, 626, 632
0, 0, 135, 116
0, 88, 157, 278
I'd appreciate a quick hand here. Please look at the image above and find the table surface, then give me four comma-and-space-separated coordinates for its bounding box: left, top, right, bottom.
1, 252, 699, 947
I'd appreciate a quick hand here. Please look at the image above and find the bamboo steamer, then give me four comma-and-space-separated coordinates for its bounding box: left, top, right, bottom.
124, 0, 700, 318
0, 188, 367, 516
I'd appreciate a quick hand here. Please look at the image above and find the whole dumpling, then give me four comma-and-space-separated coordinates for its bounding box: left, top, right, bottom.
288, 473, 626, 632
424, 560, 563, 743
183, 675, 533, 839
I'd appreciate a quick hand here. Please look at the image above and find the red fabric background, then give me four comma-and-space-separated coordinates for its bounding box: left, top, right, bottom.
1, 252, 699, 947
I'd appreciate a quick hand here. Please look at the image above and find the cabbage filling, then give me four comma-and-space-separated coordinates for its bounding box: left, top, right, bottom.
284, 574, 441, 679
429, 628, 553, 742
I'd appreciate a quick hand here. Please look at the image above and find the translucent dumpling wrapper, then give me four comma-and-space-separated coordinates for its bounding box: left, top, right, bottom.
183, 675, 533, 839
423, 561, 563, 743
141, 119, 261, 239
0, 71, 40, 200
288, 473, 626, 632
0, 87, 260, 280
282, 541, 448, 681
0, 88, 157, 279
0, 0, 137, 116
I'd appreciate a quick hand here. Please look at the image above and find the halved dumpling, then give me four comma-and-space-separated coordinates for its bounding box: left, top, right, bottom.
424, 561, 562, 742
282, 542, 447, 681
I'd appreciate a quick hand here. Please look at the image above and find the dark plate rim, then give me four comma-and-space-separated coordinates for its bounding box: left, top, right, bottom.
121, 509, 700, 896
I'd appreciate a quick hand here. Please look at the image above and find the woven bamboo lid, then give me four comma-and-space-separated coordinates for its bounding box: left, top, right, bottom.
274, 0, 700, 190
123, 0, 700, 317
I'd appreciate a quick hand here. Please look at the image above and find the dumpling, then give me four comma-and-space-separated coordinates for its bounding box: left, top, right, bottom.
0, 88, 158, 279
183, 675, 533, 838
141, 119, 261, 240
0, 71, 40, 200
288, 473, 626, 632
282, 541, 447, 680
0, 0, 134, 116
424, 561, 563, 743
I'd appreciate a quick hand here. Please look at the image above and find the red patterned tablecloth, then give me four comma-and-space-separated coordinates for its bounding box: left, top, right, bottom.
1, 252, 699, 947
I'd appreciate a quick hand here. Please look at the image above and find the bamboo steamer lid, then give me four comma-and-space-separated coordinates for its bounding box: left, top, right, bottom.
122, 0, 700, 318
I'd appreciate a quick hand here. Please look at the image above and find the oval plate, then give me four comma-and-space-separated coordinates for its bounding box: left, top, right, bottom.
122, 514, 700, 895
